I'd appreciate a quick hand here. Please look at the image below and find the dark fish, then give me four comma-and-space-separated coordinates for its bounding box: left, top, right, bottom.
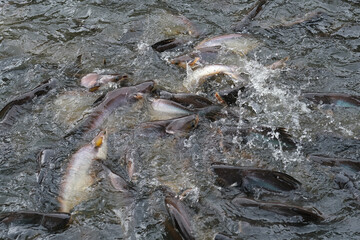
80, 73, 128, 92
139, 114, 199, 137
165, 196, 195, 240
170, 47, 221, 69
159, 90, 214, 109
102, 165, 134, 195
0, 79, 56, 127
0, 211, 71, 231
301, 92, 360, 108
232, 197, 324, 223
233, 0, 268, 32
278, 11, 326, 28
211, 164, 301, 193
67, 81, 155, 136
151, 38, 187, 52
215, 86, 245, 106
309, 154, 360, 172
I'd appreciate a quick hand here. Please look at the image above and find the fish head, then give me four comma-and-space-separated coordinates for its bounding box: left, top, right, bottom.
80, 73, 100, 89
135, 80, 156, 94
92, 130, 108, 160
165, 114, 199, 135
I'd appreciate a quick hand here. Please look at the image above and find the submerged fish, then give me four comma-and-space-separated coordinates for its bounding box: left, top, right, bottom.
159, 90, 214, 109
211, 164, 301, 193
233, 0, 268, 32
80, 73, 128, 91
0, 79, 56, 127
170, 47, 220, 69
195, 34, 259, 55
309, 154, 360, 172
68, 81, 154, 136
151, 38, 189, 52
139, 114, 199, 137
102, 164, 134, 195
215, 86, 245, 106
232, 197, 324, 223
0, 211, 71, 231
301, 92, 360, 108
184, 64, 243, 92
59, 130, 108, 213
165, 196, 196, 240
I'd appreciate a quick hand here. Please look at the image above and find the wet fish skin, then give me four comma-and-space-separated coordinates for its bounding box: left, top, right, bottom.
184, 64, 243, 92
149, 98, 193, 119
170, 47, 221, 69
102, 164, 134, 195
165, 196, 196, 240
139, 114, 199, 137
232, 197, 324, 223
68, 81, 155, 136
211, 165, 301, 193
59, 130, 108, 213
80, 73, 128, 91
0, 79, 56, 127
215, 86, 245, 106
233, 0, 268, 32
309, 154, 360, 172
301, 92, 360, 108
151, 38, 187, 52
195, 34, 251, 50
37, 149, 56, 185
159, 90, 214, 109
0, 211, 71, 231
214, 233, 233, 240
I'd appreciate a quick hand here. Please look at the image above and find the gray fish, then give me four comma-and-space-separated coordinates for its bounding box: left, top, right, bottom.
211, 164, 301, 193
159, 90, 214, 109
80, 73, 128, 92
232, 197, 324, 223
309, 154, 360, 172
233, 0, 268, 32
165, 196, 196, 240
301, 92, 360, 108
0, 211, 71, 231
0, 79, 56, 127
67, 81, 154, 136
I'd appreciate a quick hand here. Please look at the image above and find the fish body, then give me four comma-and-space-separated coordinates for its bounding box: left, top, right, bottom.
184, 64, 242, 92
70, 81, 154, 135
301, 92, 360, 108
59, 130, 108, 213
211, 164, 301, 193
195, 34, 259, 55
80, 73, 128, 91
165, 197, 195, 240
232, 197, 324, 223
159, 91, 214, 108
0, 79, 56, 127
149, 98, 193, 120
309, 154, 360, 172
0, 211, 71, 231
170, 47, 220, 69
233, 0, 268, 32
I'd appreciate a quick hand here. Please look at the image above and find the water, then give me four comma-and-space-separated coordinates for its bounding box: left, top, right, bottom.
1, 0, 360, 239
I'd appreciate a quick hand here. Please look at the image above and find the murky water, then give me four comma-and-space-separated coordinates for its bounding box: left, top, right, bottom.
0, 0, 360, 239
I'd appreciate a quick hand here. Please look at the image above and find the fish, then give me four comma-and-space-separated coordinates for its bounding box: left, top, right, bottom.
309, 154, 360, 172
139, 114, 199, 137
215, 86, 245, 106
159, 90, 214, 109
170, 47, 220, 69
301, 92, 360, 108
195, 34, 259, 55
277, 11, 326, 28
67, 81, 155, 136
231, 197, 324, 223
59, 130, 108, 213
165, 196, 196, 240
101, 164, 134, 194
0, 79, 56, 127
149, 98, 224, 121
232, 0, 268, 32
214, 233, 233, 240
0, 211, 71, 231
211, 164, 301, 193
80, 73, 128, 92
266, 56, 289, 70
151, 38, 188, 52
184, 64, 243, 92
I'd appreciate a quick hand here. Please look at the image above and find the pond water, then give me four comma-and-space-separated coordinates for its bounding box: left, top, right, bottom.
0, 0, 359, 239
